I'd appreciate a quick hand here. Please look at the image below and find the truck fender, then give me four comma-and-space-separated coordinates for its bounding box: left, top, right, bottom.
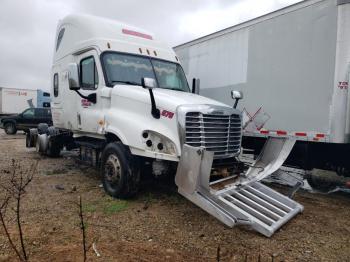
104, 127, 128, 146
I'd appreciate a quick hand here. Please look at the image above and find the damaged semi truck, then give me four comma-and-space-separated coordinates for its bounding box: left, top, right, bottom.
26, 14, 303, 237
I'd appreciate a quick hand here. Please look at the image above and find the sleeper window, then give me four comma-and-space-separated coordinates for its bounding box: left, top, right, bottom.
53, 73, 59, 97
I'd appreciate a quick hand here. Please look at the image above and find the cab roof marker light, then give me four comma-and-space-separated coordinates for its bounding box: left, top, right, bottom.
122, 28, 153, 40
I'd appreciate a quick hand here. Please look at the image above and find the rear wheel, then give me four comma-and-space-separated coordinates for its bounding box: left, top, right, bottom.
4, 122, 17, 135
26, 133, 31, 147
37, 123, 49, 135
101, 142, 140, 199
46, 139, 61, 157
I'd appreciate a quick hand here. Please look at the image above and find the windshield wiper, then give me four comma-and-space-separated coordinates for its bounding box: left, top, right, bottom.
111, 80, 141, 86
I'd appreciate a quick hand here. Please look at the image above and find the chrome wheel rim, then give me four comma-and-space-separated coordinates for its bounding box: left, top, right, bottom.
104, 155, 122, 188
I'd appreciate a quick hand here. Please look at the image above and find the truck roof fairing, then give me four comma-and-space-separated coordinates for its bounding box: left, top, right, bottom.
53, 14, 178, 63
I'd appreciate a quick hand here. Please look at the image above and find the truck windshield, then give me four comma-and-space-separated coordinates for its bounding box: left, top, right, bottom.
102, 52, 190, 92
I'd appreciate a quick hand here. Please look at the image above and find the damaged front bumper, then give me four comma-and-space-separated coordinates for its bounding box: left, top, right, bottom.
175, 137, 303, 237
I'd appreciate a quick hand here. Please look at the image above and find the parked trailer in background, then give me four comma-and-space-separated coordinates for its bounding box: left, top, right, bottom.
0, 87, 51, 116
174, 0, 350, 190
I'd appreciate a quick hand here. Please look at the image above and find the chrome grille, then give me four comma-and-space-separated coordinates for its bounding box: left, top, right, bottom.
185, 112, 242, 158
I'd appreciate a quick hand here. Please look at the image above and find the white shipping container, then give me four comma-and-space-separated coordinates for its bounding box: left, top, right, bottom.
0, 87, 37, 114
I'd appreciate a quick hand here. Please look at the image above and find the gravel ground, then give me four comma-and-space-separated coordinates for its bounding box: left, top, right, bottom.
0, 130, 349, 261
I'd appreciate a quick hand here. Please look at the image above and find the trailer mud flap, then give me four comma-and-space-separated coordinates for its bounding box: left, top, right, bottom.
175, 137, 303, 237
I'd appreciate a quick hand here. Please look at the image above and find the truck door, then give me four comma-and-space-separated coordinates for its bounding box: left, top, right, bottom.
76, 50, 103, 133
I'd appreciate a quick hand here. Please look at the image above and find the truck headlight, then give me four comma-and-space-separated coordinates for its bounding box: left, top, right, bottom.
142, 130, 177, 156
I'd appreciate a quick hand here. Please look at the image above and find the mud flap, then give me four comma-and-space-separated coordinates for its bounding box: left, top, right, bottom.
175, 137, 303, 237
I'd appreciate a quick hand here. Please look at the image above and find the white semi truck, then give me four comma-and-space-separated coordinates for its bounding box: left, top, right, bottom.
26, 14, 303, 237
174, 0, 350, 191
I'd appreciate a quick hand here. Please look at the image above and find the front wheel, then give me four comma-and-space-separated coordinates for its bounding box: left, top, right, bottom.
4, 122, 17, 135
101, 142, 140, 199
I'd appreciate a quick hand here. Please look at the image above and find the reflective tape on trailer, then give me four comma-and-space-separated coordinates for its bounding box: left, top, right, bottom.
244, 130, 328, 142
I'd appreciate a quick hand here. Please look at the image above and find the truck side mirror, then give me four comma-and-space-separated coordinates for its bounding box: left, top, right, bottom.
141, 77, 160, 119
68, 63, 80, 91
192, 78, 200, 94
231, 90, 243, 109
142, 77, 157, 89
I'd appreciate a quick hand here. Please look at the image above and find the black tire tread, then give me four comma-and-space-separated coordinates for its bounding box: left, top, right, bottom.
101, 142, 140, 199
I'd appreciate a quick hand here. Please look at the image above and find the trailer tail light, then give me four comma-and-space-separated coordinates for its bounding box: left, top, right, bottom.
346, 181, 350, 189
316, 134, 325, 138
122, 29, 153, 40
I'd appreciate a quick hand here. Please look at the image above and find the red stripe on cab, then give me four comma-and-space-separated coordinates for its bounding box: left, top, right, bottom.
122, 29, 153, 40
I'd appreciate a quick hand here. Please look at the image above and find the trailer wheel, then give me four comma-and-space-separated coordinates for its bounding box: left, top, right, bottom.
4, 122, 17, 135
101, 142, 140, 199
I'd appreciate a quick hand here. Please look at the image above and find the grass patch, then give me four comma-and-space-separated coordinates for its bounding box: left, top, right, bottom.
103, 200, 128, 215
83, 203, 97, 213
82, 196, 129, 215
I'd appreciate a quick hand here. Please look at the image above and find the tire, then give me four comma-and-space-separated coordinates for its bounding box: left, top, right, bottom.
46, 138, 61, 157
100, 142, 140, 199
36, 134, 48, 154
37, 123, 49, 135
46, 126, 61, 157
4, 122, 17, 135
26, 133, 31, 147
26, 128, 38, 148
306, 174, 337, 192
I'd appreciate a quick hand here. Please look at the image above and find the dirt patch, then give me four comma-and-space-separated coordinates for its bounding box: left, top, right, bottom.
0, 130, 350, 261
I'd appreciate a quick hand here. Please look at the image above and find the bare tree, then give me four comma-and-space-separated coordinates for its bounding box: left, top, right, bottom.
0, 159, 37, 261
78, 196, 87, 262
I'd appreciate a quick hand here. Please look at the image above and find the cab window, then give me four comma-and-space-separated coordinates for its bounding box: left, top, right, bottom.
80, 56, 98, 89
22, 108, 35, 118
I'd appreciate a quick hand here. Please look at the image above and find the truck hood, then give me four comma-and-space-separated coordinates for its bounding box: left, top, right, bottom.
112, 85, 231, 112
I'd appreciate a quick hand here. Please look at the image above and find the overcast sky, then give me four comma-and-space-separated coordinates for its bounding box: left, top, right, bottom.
0, 0, 301, 92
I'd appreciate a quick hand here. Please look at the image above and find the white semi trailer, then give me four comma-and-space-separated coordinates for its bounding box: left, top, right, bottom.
174, 0, 350, 191
26, 14, 303, 237
0, 87, 38, 115
0, 87, 51, 115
